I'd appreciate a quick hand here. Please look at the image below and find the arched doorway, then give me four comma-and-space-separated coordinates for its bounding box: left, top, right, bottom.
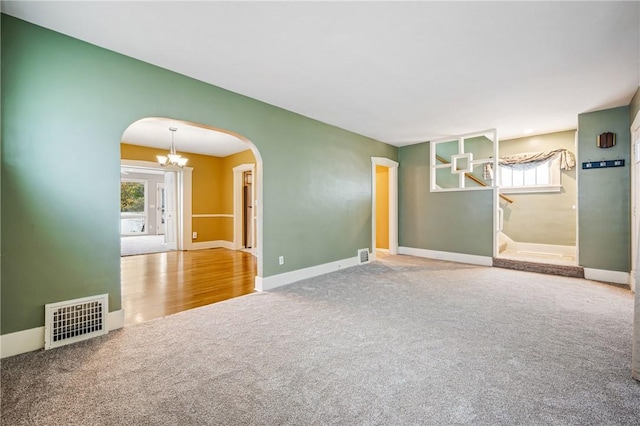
119, 117, 264, 325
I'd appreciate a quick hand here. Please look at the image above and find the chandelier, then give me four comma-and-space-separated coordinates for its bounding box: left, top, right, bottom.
157, 127, 188, 167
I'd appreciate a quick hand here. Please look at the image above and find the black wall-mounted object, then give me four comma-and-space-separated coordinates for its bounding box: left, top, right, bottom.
582, 159, 625, 169
597, 132, 616, 148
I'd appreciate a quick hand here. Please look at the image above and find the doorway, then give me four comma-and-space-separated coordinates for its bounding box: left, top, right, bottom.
120, 164, 181, 256
495, 130, 579, 267
371, 157, 399, 260
119, 117, 264, 326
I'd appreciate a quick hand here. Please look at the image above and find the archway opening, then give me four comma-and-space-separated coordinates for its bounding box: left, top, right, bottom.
119, 117, 264, 325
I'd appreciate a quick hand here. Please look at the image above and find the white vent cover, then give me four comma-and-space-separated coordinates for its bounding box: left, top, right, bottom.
45, 294, 108, 350
358, 248, 370, 264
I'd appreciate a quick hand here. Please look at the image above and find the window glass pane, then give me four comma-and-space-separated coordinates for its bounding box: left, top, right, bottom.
512, 169, 524, 186
537, 162, 550, 185
500, 167, 512, 186
121, 181, 146, 234
121, 182, 145, 213
523, 168, 537, 186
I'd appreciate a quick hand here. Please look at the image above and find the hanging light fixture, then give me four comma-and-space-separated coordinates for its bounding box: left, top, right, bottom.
157, 127, 188, 167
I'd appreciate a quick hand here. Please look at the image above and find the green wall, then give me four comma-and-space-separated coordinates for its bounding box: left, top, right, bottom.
398, 142, 494, 257
0, 15, 396, 334
578, 106, 630, 272
499, 130, 577, 246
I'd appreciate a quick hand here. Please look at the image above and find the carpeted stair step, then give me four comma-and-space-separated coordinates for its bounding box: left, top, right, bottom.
493, 257, 585, 279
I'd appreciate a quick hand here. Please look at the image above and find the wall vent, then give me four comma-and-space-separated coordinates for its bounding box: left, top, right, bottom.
358, 248, 370, 264
45, 294, 108, 350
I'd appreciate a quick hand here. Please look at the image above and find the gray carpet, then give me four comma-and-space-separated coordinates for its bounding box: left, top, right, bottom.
2, 255, 639, 425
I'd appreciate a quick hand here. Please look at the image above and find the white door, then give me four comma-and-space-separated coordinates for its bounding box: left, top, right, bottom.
164, 171, 178, 250
156, 183, 165, 235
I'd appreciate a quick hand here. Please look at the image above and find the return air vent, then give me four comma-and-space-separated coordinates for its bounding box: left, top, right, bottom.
358, 248, 370, 264
45, 294, 108, 350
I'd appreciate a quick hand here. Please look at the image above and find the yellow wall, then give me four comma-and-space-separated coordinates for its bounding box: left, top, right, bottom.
221, 149, 257, 214
376, 165, 389, 249
120, 143, 255, 244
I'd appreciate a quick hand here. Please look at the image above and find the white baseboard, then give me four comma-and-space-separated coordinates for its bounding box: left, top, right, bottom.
190, 240, 234, 250
398, 246, 493, 267
1, 309, 125, 359
584, 268, 630, 286
0, 327, 44, 359
255, 255, 361, 291
108, 309, 125, 331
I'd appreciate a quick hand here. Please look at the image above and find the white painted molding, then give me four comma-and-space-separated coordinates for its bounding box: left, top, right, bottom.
1, 310, 125, 359
120, 159, 194, 173
233, 164, 256, 251
255, 255, 361, 292
584, 268, 630, 286
108, 309, 125, 332
191, 240, 235, 250
371, 157, 399, 168
398, 246, 493, 267
192, 214, 234, 218
0, 327, 44, 359
180, 168, 193, 251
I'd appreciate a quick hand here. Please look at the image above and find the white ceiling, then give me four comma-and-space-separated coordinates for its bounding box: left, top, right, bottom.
3, 1, 639, 146
122, 117, 250, 157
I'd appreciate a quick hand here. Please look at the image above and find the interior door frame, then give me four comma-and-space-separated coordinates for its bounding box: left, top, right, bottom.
120, 160, 193, 250
233, 163, 256, 254
630, 110, 640, 292
371, 157, 399, 260
156, 183, 165, 235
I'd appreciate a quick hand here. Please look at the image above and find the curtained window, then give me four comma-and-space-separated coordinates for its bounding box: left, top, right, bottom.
484, 149, 575, 193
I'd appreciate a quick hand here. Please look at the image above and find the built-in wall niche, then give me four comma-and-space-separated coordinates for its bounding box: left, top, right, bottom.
430, 129, 497, 192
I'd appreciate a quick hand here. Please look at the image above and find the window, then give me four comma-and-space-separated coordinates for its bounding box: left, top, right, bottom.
120, 179, 148, 235
499, 155, 561, 193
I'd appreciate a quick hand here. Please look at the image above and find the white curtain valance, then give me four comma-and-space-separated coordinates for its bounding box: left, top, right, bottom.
484, 149, 576, 180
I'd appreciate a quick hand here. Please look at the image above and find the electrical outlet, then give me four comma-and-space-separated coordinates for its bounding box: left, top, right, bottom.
192, 232, 198, 239
278, 256, 284, 265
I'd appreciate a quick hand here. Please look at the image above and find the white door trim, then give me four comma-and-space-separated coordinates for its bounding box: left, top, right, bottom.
233, 163, 256, 254
630, 110, 640, 292
156, 183, 165, 235
371, 157, 399, 261
120, 160, 193, 250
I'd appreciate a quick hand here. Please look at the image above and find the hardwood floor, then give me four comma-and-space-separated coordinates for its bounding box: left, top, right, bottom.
121, 248, 257, 326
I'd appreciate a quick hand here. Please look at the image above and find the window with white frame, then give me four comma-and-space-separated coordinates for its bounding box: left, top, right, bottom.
499, 154, 561, 193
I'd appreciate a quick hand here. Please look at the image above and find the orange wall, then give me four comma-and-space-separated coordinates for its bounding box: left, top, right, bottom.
120, 143, 255, 243
376, 165, 389, 249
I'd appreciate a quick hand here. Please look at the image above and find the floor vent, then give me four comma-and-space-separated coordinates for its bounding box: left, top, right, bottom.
45, 294, 109, 350
358, 248, 370, 264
